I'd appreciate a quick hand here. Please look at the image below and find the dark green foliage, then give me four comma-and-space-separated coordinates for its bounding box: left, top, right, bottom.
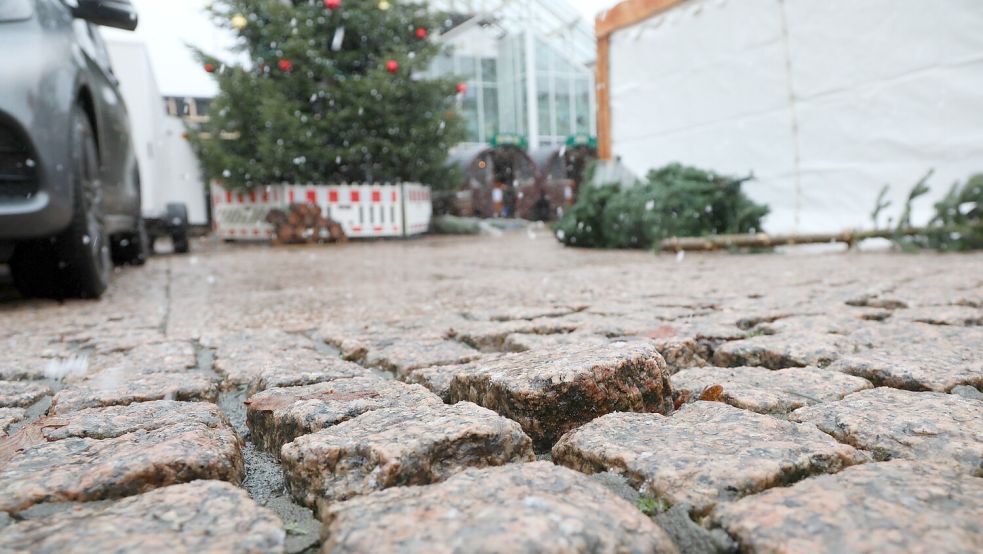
192, 0, 465, 188
888, 170, 983, 252
923, 174, 983, 251
554, 163, 769, 249
637, 497, 669, 516
870, 184, 892, 229
896, 170, 933, 232
552, 184, 621, 247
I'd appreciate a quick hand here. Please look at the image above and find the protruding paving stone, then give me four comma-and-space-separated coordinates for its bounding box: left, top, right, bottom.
0, 380, 50, 408
246, 357, 372, 397
671, 366, 872, 415
791, 387, 983, 475
829, 325, 983, 391
712, 332, 849, 369
447, 341, 673, 450
49, 371, 218, 414
38, 400, 226, 441
320, 461, 679, 554
0, 410, 243, 514
552, 401, 866, 515
715, 461, 983, 554
246, 376, 442, 454
0, 408, 25, 436
0, 480, 285, 554
281, 402, 534, 509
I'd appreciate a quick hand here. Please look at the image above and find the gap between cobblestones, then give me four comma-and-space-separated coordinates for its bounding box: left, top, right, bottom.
301, 329, 396, 380
5, 341, 92, 433
298, 322, 751, 553
196, 340, 321, 554
7, 384, 55, 435
158, 262, 173, 336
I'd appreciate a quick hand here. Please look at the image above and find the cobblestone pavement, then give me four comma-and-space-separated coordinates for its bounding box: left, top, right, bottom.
0, 232, 981, 553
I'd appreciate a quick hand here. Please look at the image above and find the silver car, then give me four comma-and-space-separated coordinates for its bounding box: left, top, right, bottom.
0, 0, 144, 298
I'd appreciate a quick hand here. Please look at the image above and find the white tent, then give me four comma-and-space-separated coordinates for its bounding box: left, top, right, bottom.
596, 0, 983, 233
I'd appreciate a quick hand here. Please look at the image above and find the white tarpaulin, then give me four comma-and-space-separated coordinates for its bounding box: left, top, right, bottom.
608, 0, 983, 233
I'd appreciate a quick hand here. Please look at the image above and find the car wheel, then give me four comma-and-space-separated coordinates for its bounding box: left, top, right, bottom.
167, 202, 190, 254
10, 107, 111, 298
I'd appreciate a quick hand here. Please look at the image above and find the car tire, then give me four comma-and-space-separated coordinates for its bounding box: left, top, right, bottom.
10, 107, 111, 299
167, 202, 190, 254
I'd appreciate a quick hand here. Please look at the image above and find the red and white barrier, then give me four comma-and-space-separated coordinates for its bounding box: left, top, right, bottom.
403, 183, 432, 236
210, 186, 282, 240
211, 182, 432, 240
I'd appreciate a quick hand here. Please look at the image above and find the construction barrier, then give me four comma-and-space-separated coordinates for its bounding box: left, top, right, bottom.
210, 182, 432, 241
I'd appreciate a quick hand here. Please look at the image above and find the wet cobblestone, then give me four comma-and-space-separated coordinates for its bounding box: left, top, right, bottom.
246, 376, 442, 455
716, 461, 983, 553
0, 481, 284, 553
0, 234, 980, 550
281, 401, 534, 510
553, 401, 866, 515
791, 387, 983, 475
671, 365, 873, 415
321, 461, 678, 554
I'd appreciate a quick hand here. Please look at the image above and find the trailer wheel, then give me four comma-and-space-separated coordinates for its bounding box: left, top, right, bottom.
166, 203, 190, 254
112, 173, 149, 266
111, 217, 149, 265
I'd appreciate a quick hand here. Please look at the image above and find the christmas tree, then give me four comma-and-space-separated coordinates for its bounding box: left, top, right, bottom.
192, 0, 465, 188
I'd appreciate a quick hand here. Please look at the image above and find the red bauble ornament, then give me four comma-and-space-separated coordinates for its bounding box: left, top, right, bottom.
324, 0, 340, 9
455, 82, 468, 94
385, 59, 399, 73
278, 59, 293, 72
204, 63, 216, 73
415, 27, 427, 40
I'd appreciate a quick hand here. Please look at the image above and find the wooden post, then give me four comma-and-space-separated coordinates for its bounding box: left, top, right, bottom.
596, 35, 612, 161
658, 227, 932, 252
595, 0, 687, 162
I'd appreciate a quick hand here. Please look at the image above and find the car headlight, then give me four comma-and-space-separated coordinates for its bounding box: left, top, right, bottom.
0, 0, 32, 22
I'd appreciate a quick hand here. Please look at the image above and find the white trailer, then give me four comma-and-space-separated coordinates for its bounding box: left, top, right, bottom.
104, 39, 208, 252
